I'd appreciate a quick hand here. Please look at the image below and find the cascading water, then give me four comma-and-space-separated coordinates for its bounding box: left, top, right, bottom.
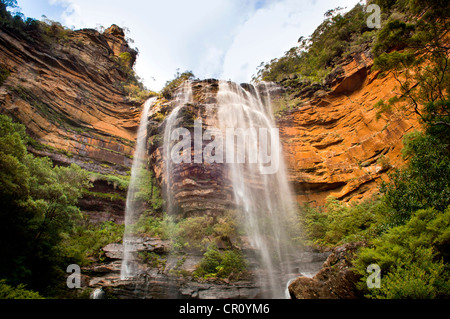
163, 81, 193, 216
158, 80, 300, 298
121, 97, 157, 280
117, 78, 301, 298
216, 81, 299, 298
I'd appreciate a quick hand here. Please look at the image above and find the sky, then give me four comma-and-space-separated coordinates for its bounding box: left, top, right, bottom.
15, 0, 362, 91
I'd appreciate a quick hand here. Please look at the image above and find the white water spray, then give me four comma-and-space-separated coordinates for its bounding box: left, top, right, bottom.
121, 97, 157, 280
217, 81, 298, 298
163, 81, 193, 216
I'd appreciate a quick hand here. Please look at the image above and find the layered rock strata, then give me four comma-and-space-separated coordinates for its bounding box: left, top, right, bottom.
0, 24, 140, 223
147, 79, 236, 218
277, 50, 420, 206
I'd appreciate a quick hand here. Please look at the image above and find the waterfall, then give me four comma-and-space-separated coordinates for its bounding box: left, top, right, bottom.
217, 81, 298, 298
121, 79, 299, 298
163, 81, 193, 216
159, 80, 299, 298
121, 97, 157, 280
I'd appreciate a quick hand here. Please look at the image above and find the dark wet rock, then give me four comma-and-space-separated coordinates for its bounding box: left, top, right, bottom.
288, 242, 365, 299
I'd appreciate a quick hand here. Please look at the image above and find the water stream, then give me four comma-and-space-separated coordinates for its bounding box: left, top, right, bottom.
121, 97, 157, 280
163, 81, 193, 216
217, 81, 298, 298
122, 80, 300, 298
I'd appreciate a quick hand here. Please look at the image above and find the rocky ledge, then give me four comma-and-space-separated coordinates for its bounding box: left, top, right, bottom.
288, 242, 364, 299
83, 237, 261, 299
83, 236, 329, 299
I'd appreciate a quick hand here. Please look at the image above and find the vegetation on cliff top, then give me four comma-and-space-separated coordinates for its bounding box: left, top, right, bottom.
0, 0, 155, 105
254, 3, 375, 85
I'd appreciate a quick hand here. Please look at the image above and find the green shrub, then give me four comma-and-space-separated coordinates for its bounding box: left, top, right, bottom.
194, 244, 223, 277
216, 249, 247, 279
90, 172, 130, 191
299, 197, 389, 248
118, 52, 134, 70
193, 244, 247, 280
128, 168, 164, 211
60, 221, 125, 265
176, 216, 215, 251
81, 190, 126, 202
373, 19, 415, 56
172, 212, 242, 252
380, 132, 450, 227
122, 82, 158, 103
38, 19, 73, 43
254, 3, 371, 84
139, 251, 167, 270
129, 211, 165, 238
160, 70, 195, 99
0, 280, 44, 299
353, 207, 450, 299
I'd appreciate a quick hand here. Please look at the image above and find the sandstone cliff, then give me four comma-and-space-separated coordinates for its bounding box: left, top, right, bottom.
144, 53, 421, 214
0, 20, 421, 219
0, 24, 141, 223
147, 79, 235, 218
277, 50, 420, 206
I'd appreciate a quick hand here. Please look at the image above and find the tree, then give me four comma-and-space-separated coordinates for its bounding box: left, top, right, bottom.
0, 115, 90, 294
372, 0, 450, 137
1, 0, 17, 9
353, 207, 450, 299
160, 70, 195, 99
380, 132, 450, 226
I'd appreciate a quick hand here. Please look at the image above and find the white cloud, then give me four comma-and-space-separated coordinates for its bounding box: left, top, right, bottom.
46, 0, 258, 90
221, 0, 362, 83
18, 0, 362, 90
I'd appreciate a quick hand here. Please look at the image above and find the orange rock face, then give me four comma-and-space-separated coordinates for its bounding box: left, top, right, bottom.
0, 26, 140, 175
278, 51, 421, 206
0, 24, 421, 212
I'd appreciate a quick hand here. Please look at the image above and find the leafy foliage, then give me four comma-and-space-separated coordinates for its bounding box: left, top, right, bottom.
0, 114, 90, 294
372, 0, 450, 135
0, 279, 44, 299
132, 168, 164, 211
254, 4, 373, 84
0, 0, 73, 43
113, 52, 158, 103
128, 212, 169, 239
353, 207, 450, 299
89, 172, 130, 191
193, 244, 247, 280
160, 70, 195, 100
61, 221, 124, 266
300, 198, 391, 248
380, 132, 450, 226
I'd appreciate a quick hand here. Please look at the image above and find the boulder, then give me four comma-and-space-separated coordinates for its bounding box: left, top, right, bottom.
288, 242, 365, 299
